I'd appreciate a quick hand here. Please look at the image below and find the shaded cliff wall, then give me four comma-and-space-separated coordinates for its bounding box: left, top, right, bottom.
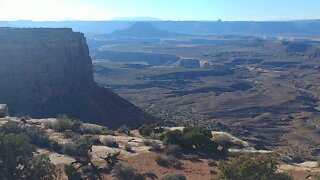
0, 28, 154, 128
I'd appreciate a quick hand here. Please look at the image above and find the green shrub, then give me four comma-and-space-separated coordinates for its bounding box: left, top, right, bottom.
217, 154, 292, 180
0, 129, 55, 179
24, 126, 51, 148
49, 141, 62, 152
52, 115, 81, 132
63, 131, 78, 140
81, 165, 92, 174
139, 124, 164, 137
155, 155, 183, 169
62, 142, 77, 155
26, 154, 56, 180
164, 145, 181, 157
182, 127, 217, 150
87, 135, 101, 145
113, 164, 145, 180
65, 165, 81, 180
161, 130, 184, 146
161, 174, 186, 180
160, 127, 218, 152
0, 121, 53, 149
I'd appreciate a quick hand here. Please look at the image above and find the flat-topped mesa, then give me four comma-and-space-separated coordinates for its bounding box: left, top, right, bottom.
0, 28, 154, 128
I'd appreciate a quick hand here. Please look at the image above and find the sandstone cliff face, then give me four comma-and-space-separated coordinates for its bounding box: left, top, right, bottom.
0, 28, 153, 128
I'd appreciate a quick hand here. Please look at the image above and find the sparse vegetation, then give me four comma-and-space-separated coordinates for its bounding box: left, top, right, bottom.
208, 159, 216, 167
50, 115, 81, 132
217, 154, 292, 180
117, 125, 131, 135
113, 164, 145, 180
27, 154, 56, 180
139, 124, 164, 137
143, 139, 153, 146
144, 171, 158, 179
161, 173, 186, 180
0, 122, 55, 179
160, 127, 218, 152
65, 165, 82, 180
80, 123, 115, 135
155, 155, 183, 169
101, 137, 119, 148
149, 141, 162, 152
164, 144, 182, 157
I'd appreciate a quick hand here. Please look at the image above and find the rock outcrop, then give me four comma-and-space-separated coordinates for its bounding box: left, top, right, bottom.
0, 28, 154, 128
176, 58, 201, 68
0, 104, 8, 118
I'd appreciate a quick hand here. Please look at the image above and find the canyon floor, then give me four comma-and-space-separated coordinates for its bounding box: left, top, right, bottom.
91, 35, 320, 161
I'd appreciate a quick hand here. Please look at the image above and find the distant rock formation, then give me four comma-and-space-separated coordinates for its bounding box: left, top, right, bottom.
176, 58, 201, 68
109, 22, 173, 38
93, 50, 178, 66
0, 28, 154, 128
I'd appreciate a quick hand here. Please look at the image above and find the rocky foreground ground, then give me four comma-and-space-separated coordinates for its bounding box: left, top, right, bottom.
0, 116, 319, 180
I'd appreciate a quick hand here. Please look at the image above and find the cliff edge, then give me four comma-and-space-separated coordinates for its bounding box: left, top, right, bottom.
0, 28, 154, 128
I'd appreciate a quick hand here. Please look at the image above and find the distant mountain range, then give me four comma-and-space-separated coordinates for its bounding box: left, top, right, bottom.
2, 20, 320, 36
111, 17, 162, 21
108, 22, 173, 38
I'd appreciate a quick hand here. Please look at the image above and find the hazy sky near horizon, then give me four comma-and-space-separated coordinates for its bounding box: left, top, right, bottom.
1, 0, 320, 21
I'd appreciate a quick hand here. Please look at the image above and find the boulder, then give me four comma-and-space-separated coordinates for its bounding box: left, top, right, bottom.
0, 104, 8, 117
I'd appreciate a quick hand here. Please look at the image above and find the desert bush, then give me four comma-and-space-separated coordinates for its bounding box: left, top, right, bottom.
149, 142, 162, 152
117, 125, 130, 135
124, 143, 133, 152
217, 154, 292, 180
63, 131, 78, 140
26, 154, 56, 180
89, 135, 102, 145
1, 121, 53, 149
139, 124, 164, 137
24, 126, 51, 148
164, 144, 181, 157
79, 123, 115, 135
161, 174, 186, 180
161, 129, 184, 146
182, 127, 217, 151
144, 171, 158, 179
52, 116, 81, 132
65, 165, 82, 180
113, 164, 145, 180
49, 141, 62, 152
186, 154, 200, 162
0, 128, 55, 179
101, 137, 119, 148
81, 165, 92, 174
160, 127, 218, 152
62, 142, 77, 156
208, 159, 216, 167
155, 155, 183, 169
143, 139, 153, 146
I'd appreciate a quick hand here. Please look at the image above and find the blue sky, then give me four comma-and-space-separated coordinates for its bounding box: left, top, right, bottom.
0, 0, 319, 21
